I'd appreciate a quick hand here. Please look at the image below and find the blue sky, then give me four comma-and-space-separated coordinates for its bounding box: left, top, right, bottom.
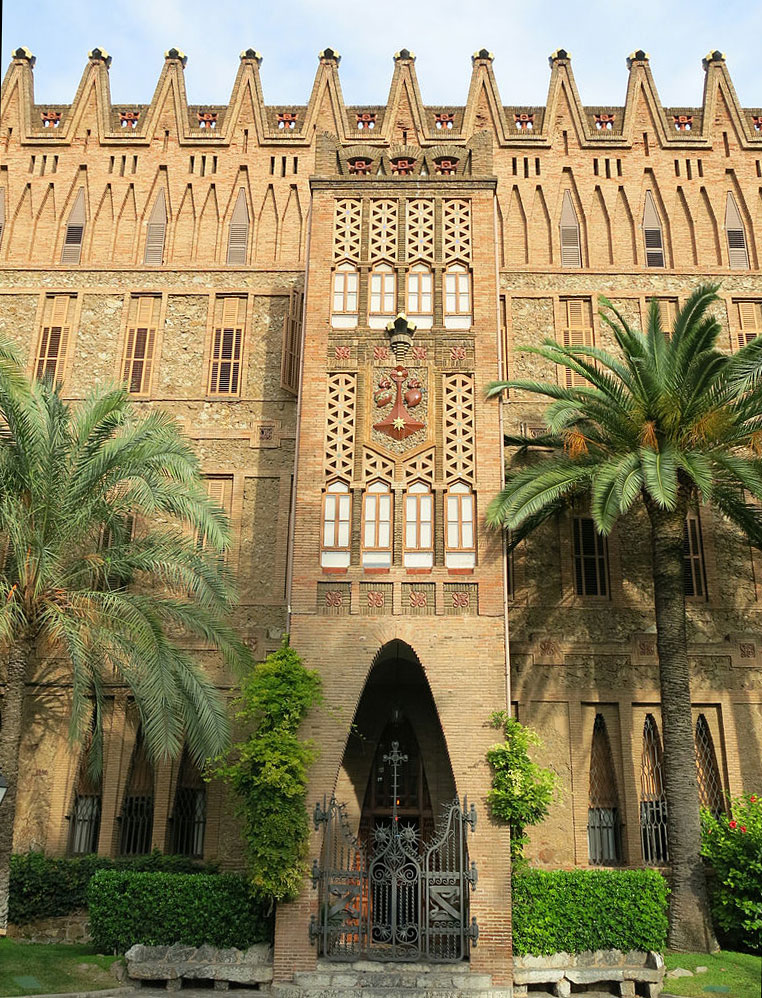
3, 0, 761, 109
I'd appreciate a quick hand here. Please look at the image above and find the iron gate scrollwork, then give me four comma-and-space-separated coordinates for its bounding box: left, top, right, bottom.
310, 741, 478, 962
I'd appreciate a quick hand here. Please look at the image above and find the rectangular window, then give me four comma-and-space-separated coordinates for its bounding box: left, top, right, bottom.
36, 294, 74, 386
684, 513, 707, 598
736, 301, 762, 350
331, 265, 359, 328
122, 296, 160, 396
572, 516, 609, 597
369, 266, 396, 325
444, 265, 472, 329
561, 298, 594, 387
649, 297, 678, 338
404, 483, 434, 570
445, 484, 476, 570
406, 266, 434, 328
362, 483, 393, 569
61, 188, 86, 264
281, 290, 303, 395
321, 483, 352, 570
208, 297, 245, 396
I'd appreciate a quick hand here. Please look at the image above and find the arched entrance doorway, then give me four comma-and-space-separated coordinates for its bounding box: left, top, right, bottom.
311, 641, 478, 963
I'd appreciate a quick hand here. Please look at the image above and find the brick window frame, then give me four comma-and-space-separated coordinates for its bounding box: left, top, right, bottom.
34, 293, 77, 388
331, 262, 359, 329
207, 296, 247, 397
321, 480, 352, 571
361, 480, 393, 570
443, 263, 472, 330
406, 263, 433, 329
121, 294, 162, 396
404, 481, 434, 571
368, 262, 397, 328
444, 481, 476, 571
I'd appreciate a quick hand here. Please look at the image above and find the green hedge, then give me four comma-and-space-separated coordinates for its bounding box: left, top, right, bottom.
87, 870, 272, 952
9, 851, 218, 925
512, 869, 668, 956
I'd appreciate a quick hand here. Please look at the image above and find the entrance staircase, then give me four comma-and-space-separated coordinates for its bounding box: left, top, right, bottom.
271, 959, 511, 998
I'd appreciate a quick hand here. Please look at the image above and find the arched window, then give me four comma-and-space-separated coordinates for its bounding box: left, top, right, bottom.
362, 481, 393, 569
643, 190, 665, 268
226, 188, 250, 265
445, 482, 476, 569
331, 263, 359, 328
406, 263, 433, 328
321, 481, 352, 569
695, 714, 725, 819
404, 481, 434, 569
444, 263, 472, 329
67, 721, 102, 856
369, 263, 396, 328
61, 188, 86, 264
639, 714, 668, 865
587, 714, 622, 865
169, 747, 207, 858
559, 190, 582, 268
118, 727, 154, 856
725, 192, 749, 269
144, 189, 167, 265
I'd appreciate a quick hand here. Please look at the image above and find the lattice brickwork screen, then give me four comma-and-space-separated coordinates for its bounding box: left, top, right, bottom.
333, 198, 362, 260
443, 374, 475, 483
363, 447, 395, 483
404, 448, 435, 483
36, 294, 75, 384
325, 373, 357, 479
369, 199, 398, 261
443, 199, 472, 261
406, 199, 435, 261
122, 295, 160, 395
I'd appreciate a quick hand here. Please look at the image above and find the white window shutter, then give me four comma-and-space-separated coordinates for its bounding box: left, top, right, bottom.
643, 191, 665, 267
227, 189, 249, 264
61, 188, 86, 264
144, 189, 167, 265
560, 191, 581, 267
725, 192, 749, 269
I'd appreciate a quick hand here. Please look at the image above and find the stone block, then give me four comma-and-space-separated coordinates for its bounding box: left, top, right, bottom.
567, 968, 624, 984
553, 979, 571, 997
513, 968, 564, 984
512, 987, 528, 998
214, 983, 230, 992
618, 981, 636, 997
643, 983, 663, 998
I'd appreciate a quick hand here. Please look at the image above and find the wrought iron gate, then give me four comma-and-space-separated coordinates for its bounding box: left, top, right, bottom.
310, 741, 478, 962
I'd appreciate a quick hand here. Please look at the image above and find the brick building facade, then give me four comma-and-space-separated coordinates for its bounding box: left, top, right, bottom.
1, 43, 762, 986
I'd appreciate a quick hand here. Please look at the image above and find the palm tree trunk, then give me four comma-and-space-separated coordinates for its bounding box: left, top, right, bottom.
0, 634, 33, 934
647, 500, 717, 951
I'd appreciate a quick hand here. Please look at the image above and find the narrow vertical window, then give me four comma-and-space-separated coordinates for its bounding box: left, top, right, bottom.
560, 298, 594, 388
198, 476, 233, 552
404, 482, 434, 570
209, 297, 245, 396
649, 297, 677, 338
144, 189, 167, 265
169, 748, 207, 858
36, 294, 74, 386
444, 263, 472, 329
684, 513, 707, 599
643, 190, 665, 267
406, 264, 433, 328
61, 187, 86, 264
368, 263, 396, 327
572, 516, 609, 597
640, 714, 668, 865
587, 714, 622, 865
736, 301, 762, 349
362, 481, 393, 569
0, 188, 5, 249
122, 296, 159, 396
559, 190, 582, 267
281, 289, 303, 394
331, 263, 359, 328
695, 714, 725, 819
227, 188, 250, 264
445, 482, 476, 570
725, 192, 749, 269
67, 721, 102, 856
118, 727, 154, 856
321, 481, 352, 570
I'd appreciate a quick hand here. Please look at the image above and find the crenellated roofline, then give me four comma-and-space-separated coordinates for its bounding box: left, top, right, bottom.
2, 46, 761, 149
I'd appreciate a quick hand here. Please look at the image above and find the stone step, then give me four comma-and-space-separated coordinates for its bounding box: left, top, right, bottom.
273, 990, 508, 998
293, 971, 494, 989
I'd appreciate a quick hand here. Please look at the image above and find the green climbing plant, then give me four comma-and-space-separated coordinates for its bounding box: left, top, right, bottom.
486, 711, 559, 865
211, 639, 322, 903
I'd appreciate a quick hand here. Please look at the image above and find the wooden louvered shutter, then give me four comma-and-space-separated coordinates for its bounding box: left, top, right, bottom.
562, 298, 593, 388
122, 296, 158, 395
61, 188, 86, 264
560, 190, 582, 267
643, 191, 665, 267
209, 297, 244, 395
201, 477, 233, 551
227, 189, 249, 264
737, 301, 761, 350
281, 289, 303, 394
0, 188, 5, 248
36, 295, 72, 384
653, 298, 677, 337
144, 189, 167, 265
725, 192, 749, 269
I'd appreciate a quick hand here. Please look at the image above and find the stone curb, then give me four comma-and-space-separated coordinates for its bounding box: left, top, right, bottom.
1, 990, 135, 998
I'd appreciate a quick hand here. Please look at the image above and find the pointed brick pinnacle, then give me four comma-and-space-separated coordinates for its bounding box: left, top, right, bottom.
549, 48, 571, 66
394, 49, 416, 62
240, 49, 263, 65
319, 48, 341, 64
626, 50, 650, 68
88, 48, 112, 68
702, 50, 726, 71
472, 49, 494, 64
164, 48, 188, 67
12, 46, 35, 66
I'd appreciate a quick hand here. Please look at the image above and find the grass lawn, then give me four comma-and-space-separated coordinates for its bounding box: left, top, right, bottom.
0, 939, 121, 997
664, 950, 761, 998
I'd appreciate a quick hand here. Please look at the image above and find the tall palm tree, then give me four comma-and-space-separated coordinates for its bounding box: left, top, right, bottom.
0, 362, 251, 932
487, 283, 762, 951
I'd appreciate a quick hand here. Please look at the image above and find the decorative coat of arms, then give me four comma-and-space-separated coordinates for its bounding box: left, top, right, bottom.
373, 365, 425, 441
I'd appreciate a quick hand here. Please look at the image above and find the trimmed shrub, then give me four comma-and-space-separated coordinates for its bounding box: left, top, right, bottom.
701, 794, 762, 952
9, 850, 218, 925
88, 870, 272, 953
512, 869, 668, 956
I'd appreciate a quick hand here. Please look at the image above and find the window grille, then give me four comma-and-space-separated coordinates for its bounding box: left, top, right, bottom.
404, 482, 434, 570
209, 297, 245, 396
122, 296, 159, 395
725, 192, 749, 269
587, 714, 622, 865
118, 729, 154, 856
36, 295, 74, 386
560, 191, 582, 267
170, 749, 207, 857
321, 481, 352, 570
695, 714, 725, 818
640, 714, 668, 865
572, 517, 609, 597
736, 301, 762, 350
227, 188, 250, 264
68, 729, 102, 856
61, 188, 86, 264
560, 299, 593, 388
643, 191, 665, 267
144, 189, 167, 265
684, 514, 707, 598
281, 289, 303, 394
362, 481, 393, 569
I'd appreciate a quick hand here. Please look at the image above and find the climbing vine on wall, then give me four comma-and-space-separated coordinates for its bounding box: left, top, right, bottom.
211, 639, 322, 903
486, 711, 559, 864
